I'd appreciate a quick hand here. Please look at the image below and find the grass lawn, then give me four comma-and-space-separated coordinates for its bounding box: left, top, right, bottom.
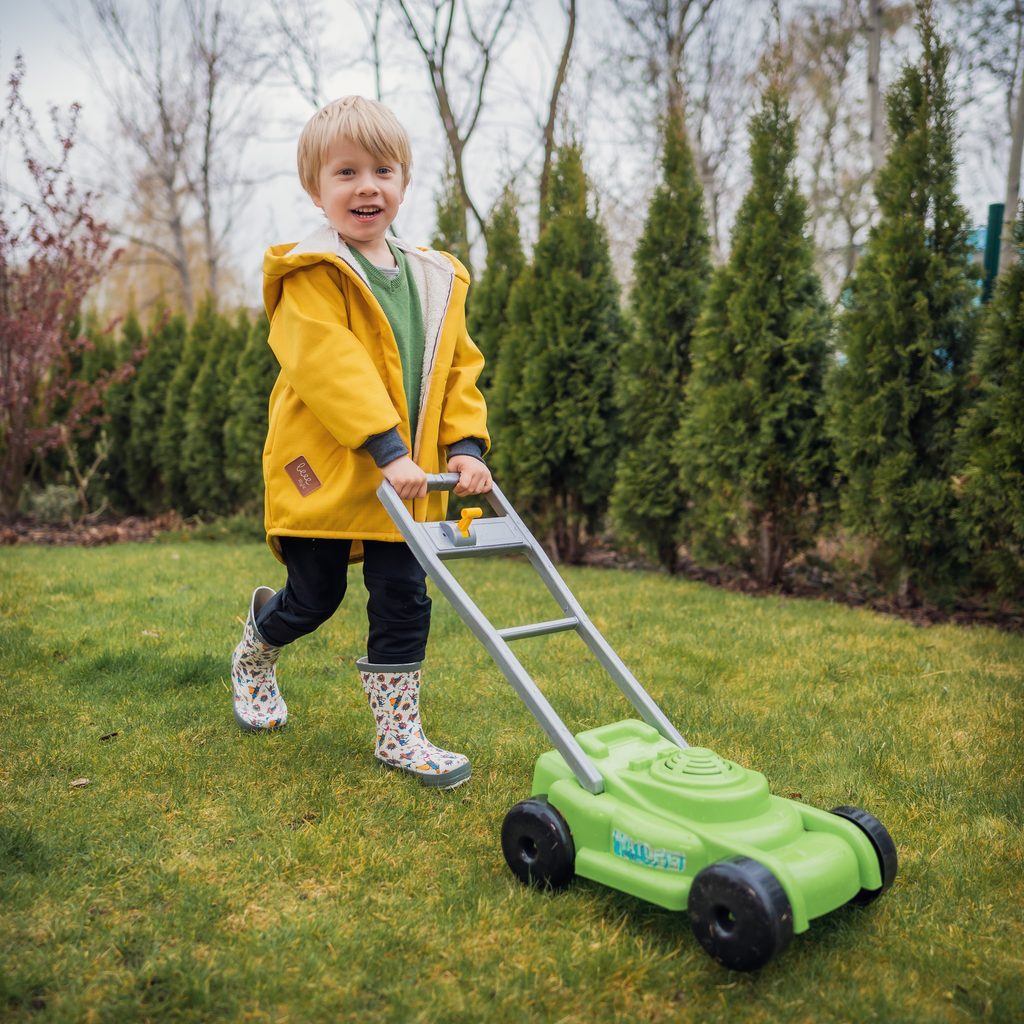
1, 540, 1022, 1023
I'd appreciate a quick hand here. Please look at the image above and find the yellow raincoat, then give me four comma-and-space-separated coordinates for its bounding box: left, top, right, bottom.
261, 226, 489, 562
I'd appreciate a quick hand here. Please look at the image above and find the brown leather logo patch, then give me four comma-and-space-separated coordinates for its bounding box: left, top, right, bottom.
285, 456, 322, 497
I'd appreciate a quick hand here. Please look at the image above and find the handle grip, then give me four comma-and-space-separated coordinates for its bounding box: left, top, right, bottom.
381, 474, 500, 517
426, 473, 462, 492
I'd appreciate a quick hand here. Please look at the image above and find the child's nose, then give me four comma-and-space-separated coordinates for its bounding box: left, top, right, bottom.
356, 174, 379, 193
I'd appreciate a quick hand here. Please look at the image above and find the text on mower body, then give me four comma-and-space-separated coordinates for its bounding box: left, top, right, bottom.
612, 829, 686, 873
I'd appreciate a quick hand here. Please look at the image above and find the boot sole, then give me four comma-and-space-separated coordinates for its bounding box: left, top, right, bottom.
233, 706, 287, 733
376, 756, 472, 790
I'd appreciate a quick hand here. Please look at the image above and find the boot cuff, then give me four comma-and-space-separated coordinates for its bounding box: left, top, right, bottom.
356, 657, 422, 673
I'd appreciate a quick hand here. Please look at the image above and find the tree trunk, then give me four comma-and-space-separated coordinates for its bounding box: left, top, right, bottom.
866, 0, 885, 179
660, 540, 680, 574
0, 401, 28, 519
395, 0, 515, 248
368, 0, 385, 101
200, 74, 218, 302
896, 565, 912, 606
197, 3, 221, 304
545, 491, 585, 564
756, 513, 786, 587
539, 0, 576, 223
1001, 64, 1024, 271
169, 209, 194, 315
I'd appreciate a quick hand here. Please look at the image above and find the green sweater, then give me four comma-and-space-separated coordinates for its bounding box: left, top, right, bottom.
350, 243, 425, 442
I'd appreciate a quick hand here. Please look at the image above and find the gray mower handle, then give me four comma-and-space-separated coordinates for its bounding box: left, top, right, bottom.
376, 473, 689, 794
425, 473, 504, 517
425, 473, 462, 492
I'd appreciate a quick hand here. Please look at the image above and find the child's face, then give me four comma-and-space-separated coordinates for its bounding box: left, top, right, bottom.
313, 135, 407, 257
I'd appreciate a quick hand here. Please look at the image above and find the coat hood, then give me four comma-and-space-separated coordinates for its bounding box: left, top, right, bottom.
263, 224, 469, 320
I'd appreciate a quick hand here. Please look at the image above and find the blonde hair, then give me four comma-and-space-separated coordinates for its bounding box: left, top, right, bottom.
297, 96, 413, 198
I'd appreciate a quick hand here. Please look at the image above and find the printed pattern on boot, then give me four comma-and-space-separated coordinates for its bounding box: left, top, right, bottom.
231, 587, 287, 731
359, 662, 470, 788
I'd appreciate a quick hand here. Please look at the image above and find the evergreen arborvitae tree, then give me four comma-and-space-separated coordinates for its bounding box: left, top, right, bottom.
487, 278, 530, 495
467, 185, 526, 397
954, 204, 1024, 598
43, 313, 126, 507
182, 307, 248, 515
430, 157, 471, 274
127, 309, 186, 512
829, 4, 978, 597
224, 312, 277, 511
77, 310, 119, 382
610, 108, 711, 571
676, 83, 832, 586
99, 311, 144, 514
157, 297, 219, 514
497, 142, 626, 563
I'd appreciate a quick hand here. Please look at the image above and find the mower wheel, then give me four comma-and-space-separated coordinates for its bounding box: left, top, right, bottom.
831, 805, 898, 906
687, 856, 794, 971
501, 796, 575, 891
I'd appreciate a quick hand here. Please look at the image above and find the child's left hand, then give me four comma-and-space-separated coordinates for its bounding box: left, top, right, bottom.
447, 455, 492, 496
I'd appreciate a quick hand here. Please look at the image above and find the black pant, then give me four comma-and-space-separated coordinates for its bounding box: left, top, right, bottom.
255, 538, 431, 664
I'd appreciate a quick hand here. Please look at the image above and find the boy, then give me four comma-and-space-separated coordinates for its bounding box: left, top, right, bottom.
231, 96, 491, 790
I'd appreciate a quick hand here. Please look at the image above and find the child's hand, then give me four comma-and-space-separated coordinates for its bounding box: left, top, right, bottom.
382, 455, 429, 500
447, 455, 492, 496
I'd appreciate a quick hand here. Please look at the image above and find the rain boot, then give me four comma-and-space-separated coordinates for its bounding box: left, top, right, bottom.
357, 659, 470, 789
231, 586, 288, 731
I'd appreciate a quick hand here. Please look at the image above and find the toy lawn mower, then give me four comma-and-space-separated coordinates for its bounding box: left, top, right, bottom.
377, 475, 897, 972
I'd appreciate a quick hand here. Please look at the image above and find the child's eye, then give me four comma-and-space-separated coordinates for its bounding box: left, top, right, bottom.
337, 168, 354, 176
377, 167, 393, 176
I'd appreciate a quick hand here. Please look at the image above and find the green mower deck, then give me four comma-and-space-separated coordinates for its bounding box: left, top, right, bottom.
531, 718, 881, 927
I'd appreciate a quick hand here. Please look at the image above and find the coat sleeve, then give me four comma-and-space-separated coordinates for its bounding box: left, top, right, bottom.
268, 264, 401, 450
437, 316, 490, 454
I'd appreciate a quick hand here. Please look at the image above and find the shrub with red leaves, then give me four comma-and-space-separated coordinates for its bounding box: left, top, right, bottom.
0, 55, 121, 519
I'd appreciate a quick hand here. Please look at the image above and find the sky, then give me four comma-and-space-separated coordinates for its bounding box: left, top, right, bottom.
1, 1, 1014, 307
1, 0, 589, 307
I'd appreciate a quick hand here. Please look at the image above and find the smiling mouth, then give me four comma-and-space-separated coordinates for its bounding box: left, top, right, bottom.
352, 207, 383, 220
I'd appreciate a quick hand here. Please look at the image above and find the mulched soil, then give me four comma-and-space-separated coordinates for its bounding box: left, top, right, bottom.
0, 512, 186, 548
582, 538, 1024, 633
3, 515, 1021, 633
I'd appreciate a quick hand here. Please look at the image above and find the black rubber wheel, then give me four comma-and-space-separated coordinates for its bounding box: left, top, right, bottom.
501, 796, 575, 890
831, 805, 898, 906
687, 856, 794, 971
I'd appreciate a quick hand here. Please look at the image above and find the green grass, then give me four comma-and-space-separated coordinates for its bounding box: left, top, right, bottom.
1, 541, 1022, 1023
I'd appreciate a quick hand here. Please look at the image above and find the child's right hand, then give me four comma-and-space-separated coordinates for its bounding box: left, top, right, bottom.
382, 455, 429, 500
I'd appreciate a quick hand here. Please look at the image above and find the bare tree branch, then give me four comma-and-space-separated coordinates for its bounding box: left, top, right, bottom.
355, 1, 389, 101
948, 0, 1024, 268
611, 0, 719, 119
538, 0, 576, 221
393, 0, 517, 248
70, 0, 271, 311
865, 0, 886, 178
267, 0, 327, 108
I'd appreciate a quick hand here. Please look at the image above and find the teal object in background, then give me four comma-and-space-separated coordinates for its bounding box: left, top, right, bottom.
982, 203, 1005, 302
